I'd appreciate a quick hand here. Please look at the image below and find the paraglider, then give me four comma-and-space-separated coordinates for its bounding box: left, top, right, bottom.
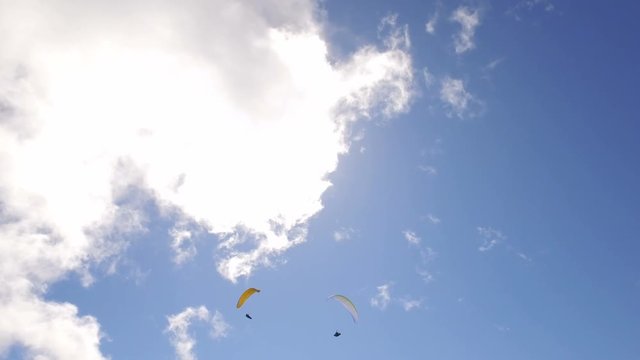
328, 294, 358, 322
329, 294, 358, 337
237, 288, 260, 319
237, 288, 260, 308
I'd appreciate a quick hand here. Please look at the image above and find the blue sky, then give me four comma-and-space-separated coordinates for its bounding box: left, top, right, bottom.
1, 0, 639, 359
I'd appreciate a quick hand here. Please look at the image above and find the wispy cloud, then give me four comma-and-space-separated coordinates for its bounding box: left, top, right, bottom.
450, 6, 481, 54
419, 165, 438, 175
107, 257, 150, 286
351, 129, 367, 155
404, 230, 437, 283
333, 227, 356, 242
507, 0, 556, 21
477, 227, 535, 262
170, 226, 197, 266
425, 11, 439, 34
423, 66, 436, 88
477, 226, 506, 252
485, 58, 505, 71
370, 283, 393, 310
425, 213, 441, 225
402, 230, 438, 283
166, 306, 211, 360
403, 230, 421, 246
419, 247, 437, 263
378, 13, 411, 50
165, 306, 230, 360
440, 76, 479, 118
516, 252, 533, 262
398, 297, 423, 311
210, 311, 230, 339
404, 229, 436, 262
481, 58, 506, 82
371, 283, 425, 311
417, 268, 435, 283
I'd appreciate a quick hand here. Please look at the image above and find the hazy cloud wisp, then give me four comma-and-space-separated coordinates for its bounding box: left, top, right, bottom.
370, 283, 392, 310
477, 226, 506, 252
440, 76, 479, 118
166, 306, 229, 360
451, 6, 481, 54
371, 283, 423, 311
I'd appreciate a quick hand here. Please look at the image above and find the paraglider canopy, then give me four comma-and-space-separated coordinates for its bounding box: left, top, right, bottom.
329, 294, 358, 323
237, 288, 260, 309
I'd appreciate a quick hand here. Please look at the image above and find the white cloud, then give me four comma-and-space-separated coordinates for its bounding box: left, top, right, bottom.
127, 266, 151, 286
166, 306, 211, 360
165, 306, 229, 360
450, 6, 481, 54
481, 58, 506, 82
333, 227, 356, 242
370, 283, 392, 310
425, 213, 441, 224
0, 296, 105, 360
419, 247, 437, 263
210, 310, 230, 340
403, 230, 421, 246
398, 297, 423, 311
404, 230, 436, 278
403, 228, 437, 285
419, 164, 438, 175
477, 227, 532, 262
517, 252, 532, 262
440, 76, 478, 118
477, 226, 506, 252
0, 1, 414, 356
507, 0, 555, 21
422, 67, 435, 88
425, 12, 438, 34
378, 13, 411, 51
371, 283, 424, 311
417, 268, 435, 283
170, 225, 197, 266
485, 58, 505, 71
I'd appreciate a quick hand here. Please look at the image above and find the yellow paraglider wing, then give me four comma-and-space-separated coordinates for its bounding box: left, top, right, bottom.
329, 294, 358, 323
236, 288, 261, 309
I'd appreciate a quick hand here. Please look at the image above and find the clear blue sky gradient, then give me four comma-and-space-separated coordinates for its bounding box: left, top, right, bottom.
39, 1, 640, 359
